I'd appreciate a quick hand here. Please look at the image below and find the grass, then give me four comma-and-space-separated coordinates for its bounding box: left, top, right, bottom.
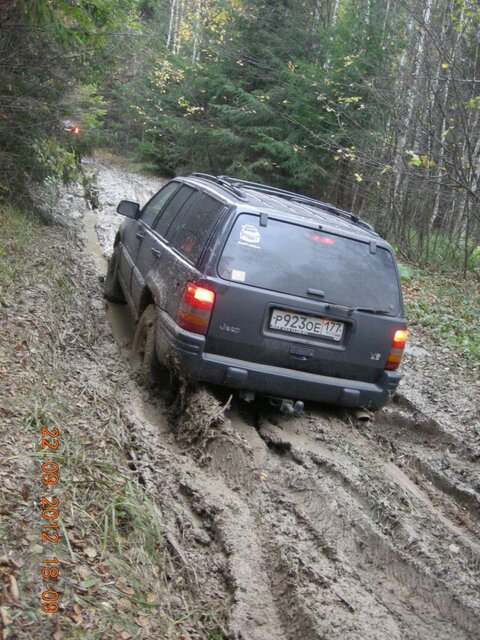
400, 262, 480, 368
99, 483, 164, 558
0, 205, 41, 295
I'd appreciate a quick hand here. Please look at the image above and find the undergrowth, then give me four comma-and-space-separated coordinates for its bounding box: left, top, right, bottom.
0, 206, 42, 296
400, 263, 480, 368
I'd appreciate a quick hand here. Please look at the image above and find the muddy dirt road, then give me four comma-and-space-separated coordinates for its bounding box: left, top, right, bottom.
5, 156, 478, 639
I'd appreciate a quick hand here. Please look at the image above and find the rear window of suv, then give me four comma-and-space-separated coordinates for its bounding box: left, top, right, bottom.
218, 213, 401, 315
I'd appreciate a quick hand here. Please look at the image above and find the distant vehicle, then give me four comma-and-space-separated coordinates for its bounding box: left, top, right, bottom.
60, 118, 80, 135
105, 174, 407, 413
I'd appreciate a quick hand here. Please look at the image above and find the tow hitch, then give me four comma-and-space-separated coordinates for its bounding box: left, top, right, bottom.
270, 398, 304, 416
238, 391, 304, 416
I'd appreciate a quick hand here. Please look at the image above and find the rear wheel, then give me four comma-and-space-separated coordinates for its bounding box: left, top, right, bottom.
104, 247, 125, 303
131, 304, 172, 392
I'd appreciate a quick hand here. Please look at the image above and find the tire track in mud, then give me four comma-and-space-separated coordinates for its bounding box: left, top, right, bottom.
375, 399, 480, 521
117, 387, 288, 640
209, 404, 480, 639
256, 406, 480, 558
116, 372, 480, 639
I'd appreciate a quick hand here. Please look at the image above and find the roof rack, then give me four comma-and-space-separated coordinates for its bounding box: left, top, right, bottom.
217, 175, 374, 232
190, 173, 248, 200
190, 173, 374, 232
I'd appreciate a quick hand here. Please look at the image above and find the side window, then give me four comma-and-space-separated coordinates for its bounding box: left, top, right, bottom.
153, 185, 196, 238
140, 182, 180, 227
169, 192, 224, 264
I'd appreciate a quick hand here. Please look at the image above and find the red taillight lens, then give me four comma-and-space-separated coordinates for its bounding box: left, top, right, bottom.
392, 329, 408, 350
177, 283, 215, 335
385, 328, 408, 370
183, 283, 215, 308
73, 126, 80, 134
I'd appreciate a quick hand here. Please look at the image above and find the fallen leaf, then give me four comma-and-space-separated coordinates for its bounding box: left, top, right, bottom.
118, 598, 132, 609
70, 536, 86, 549
30, 544, 43, 555
84, 546, 97, 559
77, 565, 90, 580
0, 556, 19, 569
137, 616, 152, 629
9, 576, 19, 601
0, 607, 12, 626
96, 561, 110, 576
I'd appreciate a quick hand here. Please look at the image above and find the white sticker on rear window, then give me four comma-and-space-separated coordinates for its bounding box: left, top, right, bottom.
231, 269, 246, 282
239, 224, 261, 248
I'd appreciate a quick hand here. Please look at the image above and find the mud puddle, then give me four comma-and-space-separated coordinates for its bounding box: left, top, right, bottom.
82, 208, 108, 275
73, 156, 480, 640
105, 302, 133, 349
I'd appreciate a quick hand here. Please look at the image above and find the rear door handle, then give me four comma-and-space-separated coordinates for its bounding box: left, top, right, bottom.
151, 248, 162, 259
136, 232, 144, 240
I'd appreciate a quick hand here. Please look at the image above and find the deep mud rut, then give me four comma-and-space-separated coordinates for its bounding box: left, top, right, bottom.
60, 157, 480, 639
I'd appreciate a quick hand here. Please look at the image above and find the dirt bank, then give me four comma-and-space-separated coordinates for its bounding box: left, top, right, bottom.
1, 156, 479, 639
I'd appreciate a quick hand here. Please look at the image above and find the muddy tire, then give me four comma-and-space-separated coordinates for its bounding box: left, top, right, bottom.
131, 304, 171, 390
104, 248, 125, 303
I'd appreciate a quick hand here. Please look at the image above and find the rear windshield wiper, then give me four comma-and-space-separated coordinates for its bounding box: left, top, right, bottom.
325, 304, 392, 316
353, 307, 391, 315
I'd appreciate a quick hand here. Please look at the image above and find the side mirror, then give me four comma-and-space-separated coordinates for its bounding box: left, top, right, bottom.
117, 200, 140, 219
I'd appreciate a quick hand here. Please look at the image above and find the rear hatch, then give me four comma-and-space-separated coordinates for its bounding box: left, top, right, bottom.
205, 213, 405, 382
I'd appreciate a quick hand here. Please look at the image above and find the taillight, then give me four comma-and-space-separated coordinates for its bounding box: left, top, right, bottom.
176, 283, 215, 335
385, 328, 408, 370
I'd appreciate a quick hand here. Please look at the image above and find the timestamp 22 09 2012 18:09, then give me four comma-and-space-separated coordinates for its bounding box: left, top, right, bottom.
39, 424, 61, 614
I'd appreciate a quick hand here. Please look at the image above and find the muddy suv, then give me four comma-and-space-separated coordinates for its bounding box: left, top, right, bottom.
105, 174, 407, 411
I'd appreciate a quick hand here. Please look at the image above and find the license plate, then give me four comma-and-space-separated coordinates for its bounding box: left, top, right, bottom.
269, 309, 344, 341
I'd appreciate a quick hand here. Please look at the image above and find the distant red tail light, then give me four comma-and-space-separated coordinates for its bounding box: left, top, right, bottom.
385, 328, 408, 370
177, 283, 215, 335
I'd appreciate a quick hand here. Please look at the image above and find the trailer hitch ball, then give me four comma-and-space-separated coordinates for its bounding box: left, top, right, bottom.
293, 400, 304, 415
279, 399, 304, 416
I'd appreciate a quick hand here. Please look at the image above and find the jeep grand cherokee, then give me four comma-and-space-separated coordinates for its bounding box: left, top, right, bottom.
105, 174, 407, 410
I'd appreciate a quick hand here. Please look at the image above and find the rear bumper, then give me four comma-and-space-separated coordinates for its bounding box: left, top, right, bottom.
156, 311, 402, 410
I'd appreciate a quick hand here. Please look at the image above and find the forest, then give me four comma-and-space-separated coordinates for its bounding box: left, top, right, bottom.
0, 0, 479, 272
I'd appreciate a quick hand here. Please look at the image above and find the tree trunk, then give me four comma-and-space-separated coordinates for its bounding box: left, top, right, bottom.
167, 0, 178, 50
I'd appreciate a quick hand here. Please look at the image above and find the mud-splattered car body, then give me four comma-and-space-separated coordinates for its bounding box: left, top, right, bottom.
106, 174, 407, 410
